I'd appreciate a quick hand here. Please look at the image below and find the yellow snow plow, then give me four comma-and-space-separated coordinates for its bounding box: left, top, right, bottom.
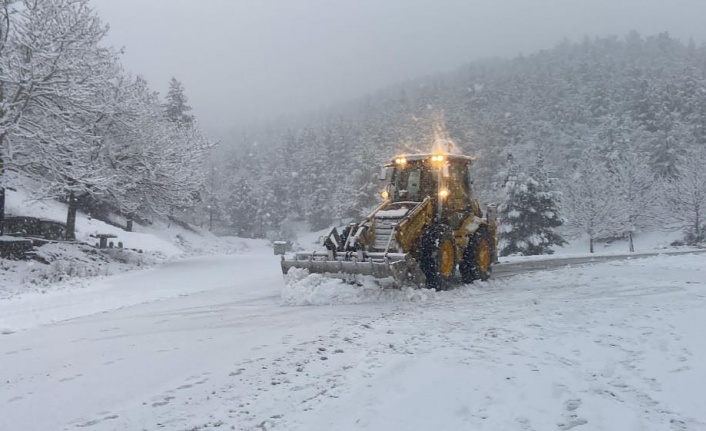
281, 152, 498, 290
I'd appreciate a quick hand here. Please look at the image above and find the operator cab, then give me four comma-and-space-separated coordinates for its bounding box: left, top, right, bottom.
390, 159, 437, 202
379, 153, 482, 227
383, 154, 475, 201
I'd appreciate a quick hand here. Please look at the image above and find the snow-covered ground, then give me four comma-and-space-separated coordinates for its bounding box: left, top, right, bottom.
5, 187, 182, 257
1, 187, 259, 299
1, 242, 704, 431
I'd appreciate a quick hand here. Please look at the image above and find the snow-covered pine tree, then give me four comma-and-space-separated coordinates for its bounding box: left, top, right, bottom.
227, 177, 258, 237
164, 77, 194, 125
650, 115, 689, 179
499, 153, 566, 256
308, 182, 334, 231
255, 173, 288, 239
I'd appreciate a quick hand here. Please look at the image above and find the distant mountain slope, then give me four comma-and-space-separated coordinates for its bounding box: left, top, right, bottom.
212, 32, 706, 235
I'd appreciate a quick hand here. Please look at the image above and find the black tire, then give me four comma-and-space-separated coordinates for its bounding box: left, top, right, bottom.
419, 224, 457, 291
460, 226, 492, 283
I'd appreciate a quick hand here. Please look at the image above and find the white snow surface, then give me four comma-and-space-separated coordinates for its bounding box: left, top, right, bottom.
1, 244, 705, 431
5, 187, 181, 257
375, 208, 411, 218
1, 186, 263, 299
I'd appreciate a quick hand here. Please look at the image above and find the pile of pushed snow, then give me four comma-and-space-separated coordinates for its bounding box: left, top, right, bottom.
280, 267, 431, 305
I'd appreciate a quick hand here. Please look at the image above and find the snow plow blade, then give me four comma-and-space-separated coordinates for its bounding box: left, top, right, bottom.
281, 251, 425, 287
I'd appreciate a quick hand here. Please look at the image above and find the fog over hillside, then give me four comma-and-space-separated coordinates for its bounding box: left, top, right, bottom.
91, 0, 706, 135
197, 33, 706, 249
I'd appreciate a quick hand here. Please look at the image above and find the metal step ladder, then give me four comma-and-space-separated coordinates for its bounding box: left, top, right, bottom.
373, 216, 402, 252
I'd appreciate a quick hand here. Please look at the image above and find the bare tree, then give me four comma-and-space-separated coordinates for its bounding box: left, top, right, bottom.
564, 150, 620, 253
104, 76, 214, 224
0, 0, 119, 238
610, 151, 656, 252
0, 0, 215, 240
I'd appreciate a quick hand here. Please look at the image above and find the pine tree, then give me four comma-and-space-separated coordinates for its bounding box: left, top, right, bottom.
226, 177, 258, 237
308, 182, 333, 231
164, 77, 194, 125
499, 154, 566, 256
650, 115, 688, 179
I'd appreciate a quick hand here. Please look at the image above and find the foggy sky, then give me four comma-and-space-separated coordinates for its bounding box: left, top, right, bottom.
91, 0, 706, 136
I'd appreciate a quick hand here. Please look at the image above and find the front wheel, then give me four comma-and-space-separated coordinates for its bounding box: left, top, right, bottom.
419, 224, 457, 290
460, 226, 492, 283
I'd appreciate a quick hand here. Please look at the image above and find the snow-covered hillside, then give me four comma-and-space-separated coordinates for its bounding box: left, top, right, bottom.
6, 187, 182, 256
1, 187, 261, 299
1, 242, 704, 431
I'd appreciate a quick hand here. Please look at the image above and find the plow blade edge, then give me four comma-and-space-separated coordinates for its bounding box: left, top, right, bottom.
281, 252, 424, 287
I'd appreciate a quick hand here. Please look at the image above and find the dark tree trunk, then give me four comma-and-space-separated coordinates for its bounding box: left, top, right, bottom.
66, 192, 77, 240
0, 152, 4, 237
126, 214, 133, 232
0, 185, 4, 237
589, 237, 594, 254
628, 232, 635, 252
1, 79, 5, 237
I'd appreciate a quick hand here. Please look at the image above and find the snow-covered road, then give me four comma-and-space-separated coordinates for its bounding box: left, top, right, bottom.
1, 251, 705, 431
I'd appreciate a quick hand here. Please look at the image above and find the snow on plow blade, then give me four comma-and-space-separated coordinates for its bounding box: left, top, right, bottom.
281, 251, 425, 287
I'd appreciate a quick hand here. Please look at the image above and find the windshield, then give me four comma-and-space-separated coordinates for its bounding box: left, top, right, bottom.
392, 163, 436, 202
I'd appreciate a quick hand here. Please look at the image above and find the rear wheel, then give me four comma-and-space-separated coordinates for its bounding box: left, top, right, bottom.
460, 226, 492, 283
419, 224, 456, 290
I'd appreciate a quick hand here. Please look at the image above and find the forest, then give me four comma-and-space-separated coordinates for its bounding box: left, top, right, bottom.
207, 32, 706, 251
0, 1, 703, 253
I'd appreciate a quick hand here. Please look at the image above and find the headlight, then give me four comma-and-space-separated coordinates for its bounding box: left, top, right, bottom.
395, 157, 407, 165
431, 154, 445, 163
439, 188, 450, 199
381, 190, 390, 200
